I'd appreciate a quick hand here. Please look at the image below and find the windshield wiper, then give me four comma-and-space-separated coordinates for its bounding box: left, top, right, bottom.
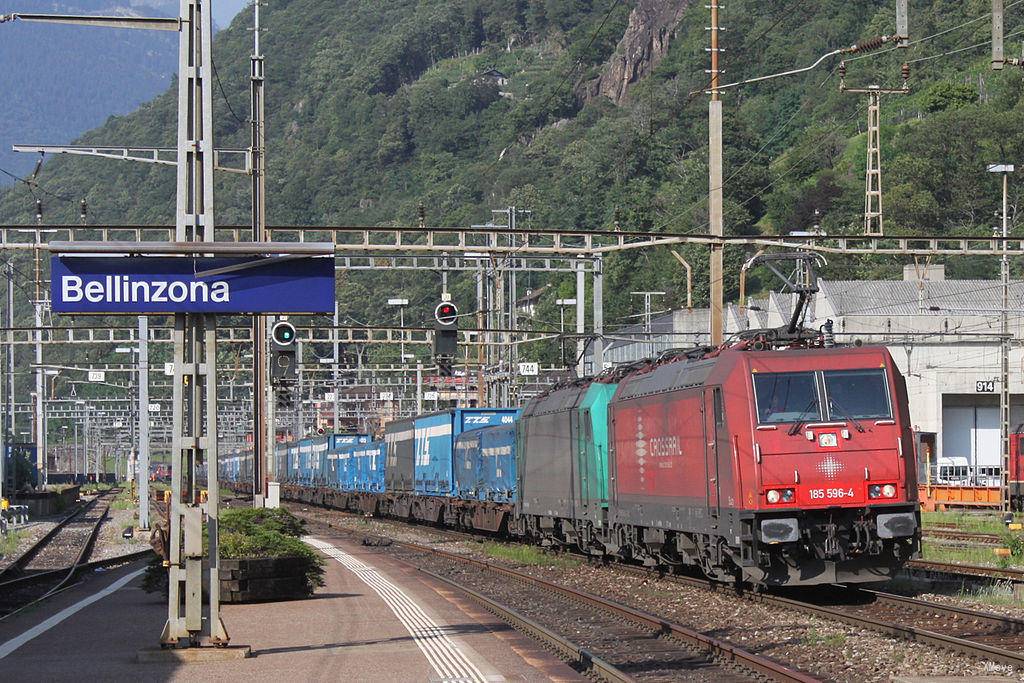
828, 398, 866, 433
786, 397, 820, 436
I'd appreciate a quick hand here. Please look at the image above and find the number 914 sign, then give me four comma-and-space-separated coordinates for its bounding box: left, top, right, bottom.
976, 379, 996, 393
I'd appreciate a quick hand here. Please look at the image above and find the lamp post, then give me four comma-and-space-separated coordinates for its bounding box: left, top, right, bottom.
987, 162, 1014, 512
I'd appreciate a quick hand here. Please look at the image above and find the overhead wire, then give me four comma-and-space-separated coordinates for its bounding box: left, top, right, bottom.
0, 164, 76, 203
211, 58, 246, 126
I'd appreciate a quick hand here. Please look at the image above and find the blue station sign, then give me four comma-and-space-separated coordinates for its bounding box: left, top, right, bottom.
50, 255, 335, 314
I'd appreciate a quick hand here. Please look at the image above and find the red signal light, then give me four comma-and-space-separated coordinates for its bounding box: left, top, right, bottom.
434, 301, 459, 326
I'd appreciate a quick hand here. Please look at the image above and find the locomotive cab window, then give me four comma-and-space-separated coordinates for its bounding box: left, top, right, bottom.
753, 371, 821, 424
822, 368, 891, 420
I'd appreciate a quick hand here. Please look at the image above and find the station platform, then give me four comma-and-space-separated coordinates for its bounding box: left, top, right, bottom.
0, 534, 581, 682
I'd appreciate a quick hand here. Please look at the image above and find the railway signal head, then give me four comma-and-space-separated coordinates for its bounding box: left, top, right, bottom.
270, 321, 298, 384
434, 302, 458, 327
272, 321, 297, 347
433, 301, 458, 364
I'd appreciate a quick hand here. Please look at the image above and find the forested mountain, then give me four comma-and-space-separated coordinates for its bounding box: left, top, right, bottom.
0, 0, 181, 182
1, 0, 1023, 355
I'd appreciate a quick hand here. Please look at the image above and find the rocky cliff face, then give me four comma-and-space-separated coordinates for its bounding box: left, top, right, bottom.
581, 0, 689, 105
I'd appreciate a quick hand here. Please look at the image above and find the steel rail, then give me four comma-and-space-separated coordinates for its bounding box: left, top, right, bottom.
0, 547, 152, 594
0, 495, 99, 582
623, 567, 1024, 668
907, 559, 1024, 583
419, 568, 633, 683
923, 528, 1004, 545
855, 586, 1024, 633
0, 490, 123, 620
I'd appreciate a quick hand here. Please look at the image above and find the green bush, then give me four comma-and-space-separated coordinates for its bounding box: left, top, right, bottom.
219, 508, 307, 538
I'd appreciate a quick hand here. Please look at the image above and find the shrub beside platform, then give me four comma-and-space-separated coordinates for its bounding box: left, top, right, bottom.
217, 508, 325, 603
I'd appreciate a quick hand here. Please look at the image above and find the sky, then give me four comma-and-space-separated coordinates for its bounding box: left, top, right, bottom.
213, 0, 250, 29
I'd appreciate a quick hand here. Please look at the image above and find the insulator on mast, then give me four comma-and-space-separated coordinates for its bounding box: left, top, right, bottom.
34, 198, 42, 222
850, 35, 888, 54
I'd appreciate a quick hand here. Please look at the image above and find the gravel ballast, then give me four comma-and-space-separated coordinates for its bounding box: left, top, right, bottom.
291, 505, 1024, 683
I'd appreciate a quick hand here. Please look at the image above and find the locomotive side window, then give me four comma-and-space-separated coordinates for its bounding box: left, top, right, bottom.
753, 372, 821, 424
822, 369, 892, 420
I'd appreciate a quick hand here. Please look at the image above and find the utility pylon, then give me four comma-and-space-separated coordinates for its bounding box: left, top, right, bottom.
839, 63, 910, 237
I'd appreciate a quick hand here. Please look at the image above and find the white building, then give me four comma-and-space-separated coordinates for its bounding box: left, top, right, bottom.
587, 265, 1024, 486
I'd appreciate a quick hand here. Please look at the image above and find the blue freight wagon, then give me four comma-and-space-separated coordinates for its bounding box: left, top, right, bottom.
325, 434, 366, 490
311, 436, 330, 485
274, 443, 289, 483
352, 441, 385, 492
337, 443, 356, 491
332, 433, 370, 449
414, 409, 520, 496
297, 439, 314, 484
454, 425, 517, 502
287, 442, 301, 484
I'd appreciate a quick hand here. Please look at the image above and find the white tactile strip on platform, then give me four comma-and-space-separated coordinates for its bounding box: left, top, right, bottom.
304, 537, 489, 683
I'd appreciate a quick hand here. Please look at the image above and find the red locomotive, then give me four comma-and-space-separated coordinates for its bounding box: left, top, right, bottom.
607, 340, 920, 585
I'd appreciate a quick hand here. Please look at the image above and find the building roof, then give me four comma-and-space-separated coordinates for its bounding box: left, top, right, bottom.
819, 279, 1024, 316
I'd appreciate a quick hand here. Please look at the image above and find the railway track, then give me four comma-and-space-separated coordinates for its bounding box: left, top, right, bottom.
906, 558, 1024, 585
922, 528, 1005, 545
290, 505, 1024, 674
305, 524, 816, 682
617, 567, 1024, 669
0, 489, 120, 620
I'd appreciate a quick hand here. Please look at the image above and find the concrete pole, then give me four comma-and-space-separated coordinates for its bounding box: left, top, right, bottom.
333, 304, 339, 433
138, 315, 150, 529
249, 0, 268, 499
34, 302, 44, 487
708, 1, 724, 346
993, 0, 1004, 69
1001, 169, 1011, 511
84, 405, 90, 482
6, 263, 12, 452
592, 257, 604, 372
416, 362, 423, 414
575, 261, 585, 377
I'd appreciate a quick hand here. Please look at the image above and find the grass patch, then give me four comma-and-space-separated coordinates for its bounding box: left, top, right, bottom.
804, 629, 847, 647
0, 529, 24, 559
480, 541, 581, 568
958, 581, 1023, 607
921, 542, 1023, 569
110, 487, 135, 511
921, 511, 1018, 535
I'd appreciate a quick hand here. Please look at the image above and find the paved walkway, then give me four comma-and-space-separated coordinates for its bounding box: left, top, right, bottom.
0, 537, 580, 682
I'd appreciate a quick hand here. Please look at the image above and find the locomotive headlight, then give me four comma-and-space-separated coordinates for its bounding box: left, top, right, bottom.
818, 432, 838, 448
882, 484, 897, 498
869, 484, 882, 498
781, 488, 794, 503
766, 489, 781, 504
